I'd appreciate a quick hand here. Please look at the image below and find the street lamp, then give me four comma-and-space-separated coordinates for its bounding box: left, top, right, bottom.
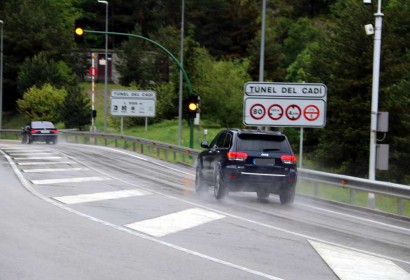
368, 0, 383, 182
0, 20, 3, 129
97, 0, 108, 132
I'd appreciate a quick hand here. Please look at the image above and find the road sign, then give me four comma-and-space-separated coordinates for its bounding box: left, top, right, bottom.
244, 98, 326, 127
244, 82, 327, 99
243, 82, 327, 127
110, 90, 156, 117
89, 67, 98, 77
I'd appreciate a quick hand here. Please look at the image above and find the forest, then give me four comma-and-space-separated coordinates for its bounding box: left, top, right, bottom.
0, 0, 409, 184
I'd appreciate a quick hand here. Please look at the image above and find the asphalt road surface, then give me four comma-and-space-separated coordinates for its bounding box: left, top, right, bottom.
1, 140, 409, 280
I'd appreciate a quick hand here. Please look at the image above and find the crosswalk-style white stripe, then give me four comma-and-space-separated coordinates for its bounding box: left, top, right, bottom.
14, 156, 62, 160
125, 208, 225, 237
309, 240, 410, 280
9, 153, 60, 156
17, 161, 77, 166
23, 167, 88, 173
31, 176, 110, 185
53, 189, 150, 204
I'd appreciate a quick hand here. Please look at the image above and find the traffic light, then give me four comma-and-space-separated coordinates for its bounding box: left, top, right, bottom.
186, 95, 199, 119
74, 19, 85, 44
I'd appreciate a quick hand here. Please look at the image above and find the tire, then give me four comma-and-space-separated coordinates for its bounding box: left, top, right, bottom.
279, 186, 295, 204
257, 190, 269, 202
195, 164, 207, 194
214, 170, 227, 200
28, 136, 33, 144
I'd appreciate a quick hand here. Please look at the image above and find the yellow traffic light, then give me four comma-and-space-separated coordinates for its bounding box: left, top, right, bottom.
188, 102, 197, 111
75, 27, 84, 36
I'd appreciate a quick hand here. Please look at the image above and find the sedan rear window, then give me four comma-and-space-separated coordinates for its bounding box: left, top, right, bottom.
236, 134, 290, 153
31, 121, 55, 129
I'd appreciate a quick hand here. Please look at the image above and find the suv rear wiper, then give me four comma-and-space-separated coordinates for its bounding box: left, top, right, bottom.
262, 148, 280, 152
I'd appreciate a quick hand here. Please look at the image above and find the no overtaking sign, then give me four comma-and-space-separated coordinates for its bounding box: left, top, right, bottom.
243, 82, 327, 128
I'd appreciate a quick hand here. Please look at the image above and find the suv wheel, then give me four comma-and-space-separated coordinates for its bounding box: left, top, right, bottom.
195, 164, 207, 193
279, 186, 295, 204
214, 171, 227, 200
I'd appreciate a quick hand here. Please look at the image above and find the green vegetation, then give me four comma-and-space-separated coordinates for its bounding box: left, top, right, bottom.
1, 0, 410, 185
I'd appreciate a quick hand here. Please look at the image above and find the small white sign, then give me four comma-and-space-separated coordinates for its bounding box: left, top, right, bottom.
110, 90, 157, 117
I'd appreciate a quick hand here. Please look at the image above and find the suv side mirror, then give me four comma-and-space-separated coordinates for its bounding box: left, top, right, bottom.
201, 140, 210, 149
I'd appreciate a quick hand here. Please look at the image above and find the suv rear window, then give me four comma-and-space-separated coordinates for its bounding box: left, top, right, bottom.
236, 134, 290, 153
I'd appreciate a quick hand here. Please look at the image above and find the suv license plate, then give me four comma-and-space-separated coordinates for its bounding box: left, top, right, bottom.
254, 158, 275, 165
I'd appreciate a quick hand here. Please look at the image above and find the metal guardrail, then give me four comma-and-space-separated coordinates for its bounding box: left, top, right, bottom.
1, 129, 409, 216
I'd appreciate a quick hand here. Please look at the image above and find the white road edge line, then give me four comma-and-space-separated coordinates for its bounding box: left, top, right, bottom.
1, 148, 284, 280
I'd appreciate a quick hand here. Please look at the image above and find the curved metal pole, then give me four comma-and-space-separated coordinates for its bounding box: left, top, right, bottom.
84, 29, 194, 147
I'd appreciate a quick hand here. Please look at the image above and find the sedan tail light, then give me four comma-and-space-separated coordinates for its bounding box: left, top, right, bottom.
30, 129, 40, 134
51, 129, 58, 134
281, 155, 297, 164
227, 151, 248, 161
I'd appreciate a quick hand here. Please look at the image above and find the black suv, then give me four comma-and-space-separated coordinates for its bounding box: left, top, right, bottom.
195, 129, 297, 204
21, 121, 58, 144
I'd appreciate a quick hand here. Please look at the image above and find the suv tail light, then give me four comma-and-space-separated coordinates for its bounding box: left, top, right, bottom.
227, 151, 248, 161
281, 155, 296, 164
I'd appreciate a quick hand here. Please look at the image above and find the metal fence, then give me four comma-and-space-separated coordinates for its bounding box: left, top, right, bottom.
1, 129, 409, 217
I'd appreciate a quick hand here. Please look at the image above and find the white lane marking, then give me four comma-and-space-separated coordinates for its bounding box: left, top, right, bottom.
17, 161, 77, 166
14, 156, 62, 160
53, 189, 150, 204
23, 167, 88, 173
299, 203, 410, 233
125, 208, 225, 237
8, 151, 59, 154
31, 176, 110, 185
309, 240, 410, 280
2, 150, 284, 280
65, 143, 410, 266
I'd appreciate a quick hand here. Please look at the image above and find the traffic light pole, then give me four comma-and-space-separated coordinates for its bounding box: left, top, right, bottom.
83, 29, 195, 148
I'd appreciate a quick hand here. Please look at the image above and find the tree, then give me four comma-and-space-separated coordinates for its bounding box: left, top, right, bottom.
60, 86, 91, 130
186, 46, 251, 128
1, 0, 80, 110
17, 84, 67, 123
17, 53, 77, 95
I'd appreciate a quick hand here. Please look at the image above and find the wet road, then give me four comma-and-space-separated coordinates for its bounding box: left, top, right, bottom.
1, 141, 409, 280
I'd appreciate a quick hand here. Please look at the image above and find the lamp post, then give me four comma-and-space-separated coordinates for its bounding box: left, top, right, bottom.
0, 20, 3, 129
369, 0, 383, 181
177, 0, 185, 146
98, 0, 108, 132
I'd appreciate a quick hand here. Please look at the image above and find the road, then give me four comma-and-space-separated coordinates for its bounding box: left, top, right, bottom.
1, 140, 409, 280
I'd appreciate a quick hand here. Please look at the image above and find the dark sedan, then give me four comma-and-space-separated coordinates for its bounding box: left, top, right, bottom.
22, 121, 58, 144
